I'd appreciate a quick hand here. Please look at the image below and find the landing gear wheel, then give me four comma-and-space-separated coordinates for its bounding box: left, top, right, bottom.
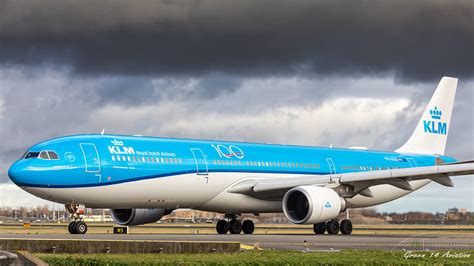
242, 220, 255, 234
229, 220, 242, 234
313, 222, 326, 234
326, 219, 340, 235
75, 221, 88, 234
65, 203, 88, 235
216, 220, 229, 234
340, 219, 353, 235
68, 222, 77, 234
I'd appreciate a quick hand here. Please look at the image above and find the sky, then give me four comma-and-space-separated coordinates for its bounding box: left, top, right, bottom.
0, 0, 473, 212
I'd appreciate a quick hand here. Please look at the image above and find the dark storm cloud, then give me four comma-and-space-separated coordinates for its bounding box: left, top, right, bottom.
0, 0, 472, 81
93, 73, 243, 106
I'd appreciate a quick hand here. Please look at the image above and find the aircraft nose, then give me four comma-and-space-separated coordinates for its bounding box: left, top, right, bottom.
8, 161, 26, 185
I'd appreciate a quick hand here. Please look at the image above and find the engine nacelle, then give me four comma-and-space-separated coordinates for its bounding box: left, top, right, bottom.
282, 186, 346, 224
111, 208, 171, 226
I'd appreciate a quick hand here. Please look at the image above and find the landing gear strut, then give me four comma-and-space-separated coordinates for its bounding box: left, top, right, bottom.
66, 203, 88, 234
313, 219, 352, 235
216, 214, 255, 235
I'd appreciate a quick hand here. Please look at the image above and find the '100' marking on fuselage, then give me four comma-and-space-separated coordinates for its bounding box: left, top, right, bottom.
211, 144, 244, 159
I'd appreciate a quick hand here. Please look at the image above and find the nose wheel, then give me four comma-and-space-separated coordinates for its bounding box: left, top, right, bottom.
68, 221, 88, 234
216, 214, 255, 234
65, 203, 88, 234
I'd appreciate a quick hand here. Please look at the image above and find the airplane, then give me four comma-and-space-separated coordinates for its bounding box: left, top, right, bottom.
8, 76, 474, 235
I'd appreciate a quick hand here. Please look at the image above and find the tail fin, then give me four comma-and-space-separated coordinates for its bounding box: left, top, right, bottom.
396, 76, 458, 155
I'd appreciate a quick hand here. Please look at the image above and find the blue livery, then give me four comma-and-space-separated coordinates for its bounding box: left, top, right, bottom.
8, 134, 456, 188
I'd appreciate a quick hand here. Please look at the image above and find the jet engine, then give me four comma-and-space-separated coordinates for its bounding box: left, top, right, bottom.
111, 208, 171, 226
282, 186, 346, 224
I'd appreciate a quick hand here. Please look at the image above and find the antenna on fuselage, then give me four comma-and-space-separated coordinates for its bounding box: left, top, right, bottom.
101, 128, 105, 135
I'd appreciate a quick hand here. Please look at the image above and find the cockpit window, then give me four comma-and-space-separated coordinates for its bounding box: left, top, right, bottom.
39, 151, 50, 159
23, 151, 59, 160
24, 152, 40, 159
48, 151, 59, 160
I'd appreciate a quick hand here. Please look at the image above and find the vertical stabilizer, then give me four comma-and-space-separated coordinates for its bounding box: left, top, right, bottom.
396, 76, 458, 155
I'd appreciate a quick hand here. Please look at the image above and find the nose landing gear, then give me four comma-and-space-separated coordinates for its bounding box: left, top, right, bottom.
216, 214, 255, 235
66, 203, 88, 234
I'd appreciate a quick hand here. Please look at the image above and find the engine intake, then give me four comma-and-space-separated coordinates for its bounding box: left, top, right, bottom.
111, 208, 171, 226
283, 186, 345, 224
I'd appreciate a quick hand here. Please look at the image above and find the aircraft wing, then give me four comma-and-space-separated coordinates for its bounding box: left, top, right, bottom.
227, 161, 474, 199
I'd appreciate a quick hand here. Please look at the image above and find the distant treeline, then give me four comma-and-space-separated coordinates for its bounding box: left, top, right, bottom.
0, 206, 472, 225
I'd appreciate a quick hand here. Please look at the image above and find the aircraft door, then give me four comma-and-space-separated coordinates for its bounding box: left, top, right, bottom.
80, 143, 102, 182
407, 158, 417, 167
190, 148, 208, 183
326, 158, 336, 174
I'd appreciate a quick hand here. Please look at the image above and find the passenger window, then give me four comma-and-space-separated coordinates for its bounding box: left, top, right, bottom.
39, 151, 49, 160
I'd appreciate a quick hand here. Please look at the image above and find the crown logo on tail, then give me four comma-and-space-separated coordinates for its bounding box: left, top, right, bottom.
429, 106, 442, 120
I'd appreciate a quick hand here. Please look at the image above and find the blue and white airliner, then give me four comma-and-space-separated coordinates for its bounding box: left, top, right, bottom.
8, 77, 474, 235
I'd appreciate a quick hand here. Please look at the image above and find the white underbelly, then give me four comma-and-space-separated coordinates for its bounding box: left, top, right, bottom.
21, 173, 431, 213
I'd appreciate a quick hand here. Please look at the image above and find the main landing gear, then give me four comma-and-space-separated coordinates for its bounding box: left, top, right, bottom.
313, 219, 353, 235
216, 214, 255, 235
66, 203, 88, 234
